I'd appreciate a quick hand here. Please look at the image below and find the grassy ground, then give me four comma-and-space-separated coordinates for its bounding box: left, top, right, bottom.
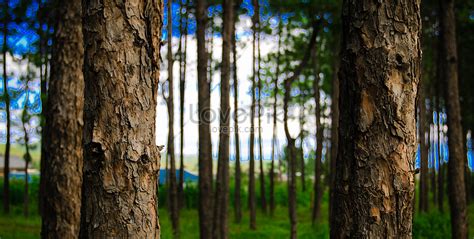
0, 175, 470, 238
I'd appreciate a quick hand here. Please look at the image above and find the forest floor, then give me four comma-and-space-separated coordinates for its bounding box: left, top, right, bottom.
0, 195, 471, 238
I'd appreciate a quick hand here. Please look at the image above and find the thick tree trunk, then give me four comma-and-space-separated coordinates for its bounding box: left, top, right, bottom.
331, 0, 420, 237
419, 85, 429, 212
441, 0, 468, 238
212, 0, 233, 237
232, 6, 242, 223
166, 0, 179, 235
269, 17, 282, 217
248, 0, 258, 230
196, 0, 214, 237
80, 1, 162, 237
40, 0, 83, 236
2, 0, 11, 214
311, 44, 323, 223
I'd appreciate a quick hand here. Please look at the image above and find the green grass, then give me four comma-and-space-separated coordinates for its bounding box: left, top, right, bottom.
0, 177, 470, 239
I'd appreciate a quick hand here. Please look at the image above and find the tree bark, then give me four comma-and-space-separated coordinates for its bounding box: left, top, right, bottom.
331, 0, 420, 237
2, 0, 11, 214
311, 44, 323, 223
40, 0, 83, 236
232, 3, 242, 223
440, 0, 468, 238
212, 0, 233, 237
165, 0, 179, 235
80, 1, 162, 237
418, 85, 429, 213
196, 0, 214, 237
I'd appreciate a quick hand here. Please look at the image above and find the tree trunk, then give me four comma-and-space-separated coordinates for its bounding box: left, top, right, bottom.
40, 0, 83, 236
80, 1, 162, 237
196, 0, 214, 237
436, 63, 444, 213
212, 0, 233, 237
419, 85, 429, 212
299, 104, 306, 193
331, 0, 420, 237
329, 37, 340, 223
269, 16, 282, 217
178, 0, 188, 210
248, 0, 258, 230
2, 0, 11, 214
166, 0, 179, 235
232, 5, 242, 223
257, 17, 267, 214
441, 0, 468, 238
311, 44, 323, 223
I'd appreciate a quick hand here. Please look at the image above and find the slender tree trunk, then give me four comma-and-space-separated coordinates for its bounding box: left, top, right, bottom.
248, 0, 258, 230
40, 0, 83, 236
257, 18, 267, 214
419, 85, 429, 212
441, 0, 468, 238
232, 5, 242, 223
269, 16, 282, 217
436, 65, 444, 213
429, 101, 437, 207
299, 104, 306, 192
213, 0, 233, 237
22, 88, 31, 218
166, 0, 180, 236
2, 0, 11, 214
329, 37, 340, 223
178, 0, 188, 210
196, 0, 214, 237
80, 1, 162, 237
311, 44, 323, 223
331, 0, 420, 237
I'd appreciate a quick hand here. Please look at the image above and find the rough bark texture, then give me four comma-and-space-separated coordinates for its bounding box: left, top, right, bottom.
311, 44, 323, 223
2, 0, 11, 214
80, 0, 162, 237
418, 86, 429, 212
232, 8, 242, 223
40, 0, 83, 236
248, 0, 258, 229
212, 0, 232, 237
331, 0, 420, 237
441, 0, 468, 238
165, 0, 179, 235
196, 0, 214, 237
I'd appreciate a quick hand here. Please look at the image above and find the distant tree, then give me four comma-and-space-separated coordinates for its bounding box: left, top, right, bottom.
213, 0, 233, 237
165, 0, 179, 235
331, 0, 420, 237
2, 0, 12, 214
248, 0, 258, 230
440, 0, 468, 238
196, 0, 214, 237
40, 0, 83, 237
419, 84, 429, 213
80, 0, 162, 237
